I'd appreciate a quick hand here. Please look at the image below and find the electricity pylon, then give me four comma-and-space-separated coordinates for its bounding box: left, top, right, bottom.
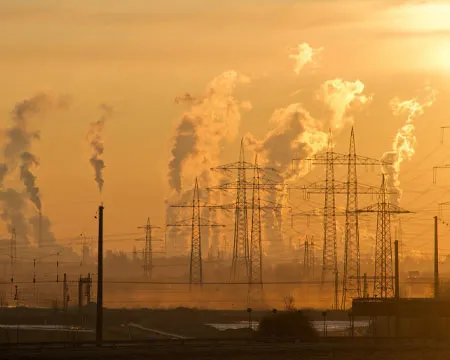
292, 127, 392, 309
210, 139, 279, 282
169, 178, 225, 287
248, 156, 264, 307
342, 127, 360, 308
190, 178, 203, 286
357, 174, 410, 298
136, 218, 161, 279
322, 132, 337, 288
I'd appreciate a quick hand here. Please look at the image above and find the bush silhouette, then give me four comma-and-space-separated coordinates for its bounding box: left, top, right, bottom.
257, 310, 318, 340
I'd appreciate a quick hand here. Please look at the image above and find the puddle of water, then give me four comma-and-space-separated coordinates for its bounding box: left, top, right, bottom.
207, 320, 370, 333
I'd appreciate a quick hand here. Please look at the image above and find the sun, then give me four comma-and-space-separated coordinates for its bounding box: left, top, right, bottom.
386, 3, 450, 72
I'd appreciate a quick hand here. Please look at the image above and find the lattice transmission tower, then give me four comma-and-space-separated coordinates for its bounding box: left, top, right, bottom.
292, 127, 392, 309
210, 140, 280, 282
169, 178, 225, 288
322, 133, 337, 284
190, 178, 203, 286
248, 156, 263, 306
233, 141, 249, 281
136, 218, 161, 279
342, 127, 360, 307
358, 174, 410, 298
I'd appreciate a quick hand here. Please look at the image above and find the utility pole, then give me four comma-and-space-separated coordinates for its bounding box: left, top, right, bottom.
334, 271, 339, 310
38, 210, 42, 249
434, 216, 439, 298
303, 236, 315, 280
10, 228, 16, 283
363, 273, 368, 298
63, 273, 69, 311
394, 240, 399, 300
96, 204, 104, 344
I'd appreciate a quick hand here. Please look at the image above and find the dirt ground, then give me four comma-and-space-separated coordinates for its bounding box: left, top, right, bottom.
0, 343, 449, 360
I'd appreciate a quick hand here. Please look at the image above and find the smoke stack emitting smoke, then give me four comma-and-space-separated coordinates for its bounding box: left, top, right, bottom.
88, 103, 113, 193
382, 86, 437, 204
0, 92, 70, 246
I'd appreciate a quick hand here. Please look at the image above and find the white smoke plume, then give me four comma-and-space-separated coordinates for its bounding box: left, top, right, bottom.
246, 104, 328, 181
319, 79, 371, 129
382, 86, 437, 204
167, 71, 250, 257
246, 75, 370, 254
87, 103, 113, 193
168, 70, 251, 193
289, 43, 323, 75
245, 104, 329, 253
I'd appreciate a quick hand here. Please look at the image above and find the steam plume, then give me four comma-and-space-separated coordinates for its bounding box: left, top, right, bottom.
319, 79, 370, 129
168, 70, 250, 193
246, 75, 369, 253
382, 86, 437, 204
289, 43, 323, 75
245, 104, 329, 253
88, 103, 113, 193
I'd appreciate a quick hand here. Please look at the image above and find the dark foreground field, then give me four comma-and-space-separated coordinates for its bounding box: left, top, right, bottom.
0, 341, 448, 360
0, 306, 356, 342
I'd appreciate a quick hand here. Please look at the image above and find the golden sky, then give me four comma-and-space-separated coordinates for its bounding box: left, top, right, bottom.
1, 0, 450, 257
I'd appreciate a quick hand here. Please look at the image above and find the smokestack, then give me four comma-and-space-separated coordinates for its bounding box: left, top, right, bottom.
434, 216, 439, 299
96, 204, 104, 344
38, 210, 42, 248
394, 240, 399, 300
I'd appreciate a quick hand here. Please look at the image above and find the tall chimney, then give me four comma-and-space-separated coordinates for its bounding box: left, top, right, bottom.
38, 211, 42, 248
96, 204, 104, 344
394, 240, 399, 300
434, 216, 439, 299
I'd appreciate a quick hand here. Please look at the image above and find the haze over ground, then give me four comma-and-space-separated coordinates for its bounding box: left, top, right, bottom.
1, 0, 450, 261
